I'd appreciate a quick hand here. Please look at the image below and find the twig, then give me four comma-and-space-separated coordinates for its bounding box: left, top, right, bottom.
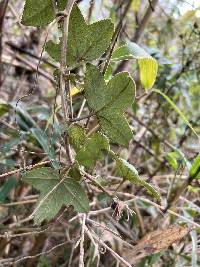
79, 213, 86, 267
102, 0, 133, 75
133, 200, 145, 236
1, 238, 78, 266
0, 160, 52, 179
164, 166, 200, 213
59, 0, 75, 119
0, 0, 9, 88
0, 199, 37, 207
6, 41, 58, 68
84, 226, 100, 265
59, 0, 75, 163
114, 0, 159, 73
69, 112, 94, 122
90, 227, 132, 267
82, 170, 112, 197
7, 48, 55, 84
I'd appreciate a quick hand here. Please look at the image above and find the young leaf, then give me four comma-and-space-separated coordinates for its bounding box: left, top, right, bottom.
110, 151, 160, 200
189, 153, 200, 179
46, 4, 114, 66
68, 123, 86, 152
153, 89, 199, 138
76, 132, 109, 168
84, 64, 135, 146
112, 42, 158, 90
21, 0, 55, 26
22, 167, 89, 224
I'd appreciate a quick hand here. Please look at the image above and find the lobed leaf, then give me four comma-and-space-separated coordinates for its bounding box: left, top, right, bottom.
22, 167, 89, 224
22, 0, 55, 26
46, 4, 114, 66
84, 64, 135, 146
76, 132, 109, 168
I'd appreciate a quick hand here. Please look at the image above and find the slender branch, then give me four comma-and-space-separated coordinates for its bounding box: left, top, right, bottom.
102, 0, 133, 75
0, 0, 9, 88
6, 41, 58, 68
133, 0, 159, 42
79, 213, 86, 267
82, 170, 112, 197
59, 0, 76, 162
164, 165, 200, 213
69, 112, 94, 122
90, 227, 132, 267
114, 0, 159, 74
0, 160, 52, 179
59, 0, 75, 120
7, 48, 55, 84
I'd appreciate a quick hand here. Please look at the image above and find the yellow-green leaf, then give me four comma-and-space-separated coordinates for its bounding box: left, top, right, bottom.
112, 42, 158, 90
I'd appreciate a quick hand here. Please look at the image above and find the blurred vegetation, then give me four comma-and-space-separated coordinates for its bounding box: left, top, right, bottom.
0, 0, 200, 266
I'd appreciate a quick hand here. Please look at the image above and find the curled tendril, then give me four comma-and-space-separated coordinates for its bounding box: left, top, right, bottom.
99, 245, 106, 254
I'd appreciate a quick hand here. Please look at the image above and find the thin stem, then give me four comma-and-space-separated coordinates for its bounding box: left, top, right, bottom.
59, 0, 76, 163
69, 112, 94, 122
102, 0, 133, 75
82, 171, 112, 197
0, 0, 9, 88
0, 160, 52, 179
79, 213, 86, 267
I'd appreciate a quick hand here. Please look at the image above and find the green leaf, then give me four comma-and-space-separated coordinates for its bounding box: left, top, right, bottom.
165, 149, 190, 171
84, 64, 135, 146
46, 4, 114, 66
76, 132, 109, 168
189, 153, 200, 179
0, 177, 17, 203
21, 0, 55, 26
21, 0, 67, 27
22, 167, 89, 224
165, 152, 178, 171
112, 42, 158, 90
68, 163, 81, 180
0, 103, 11, 116
30, 128, 59, 169
68, 123, 86, 152
10, 101, 37, 129
0, 138, 21, 154
110, 151, 160, 200
153, 89, 199, 138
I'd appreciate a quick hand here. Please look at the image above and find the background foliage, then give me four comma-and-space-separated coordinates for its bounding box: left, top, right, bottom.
0, 0, 200, 266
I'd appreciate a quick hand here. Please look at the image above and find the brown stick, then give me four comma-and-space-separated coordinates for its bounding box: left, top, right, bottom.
102, 0, 133, 75
114, 0, 159, 74
0, 0, 9, 89
0, 160, 52, 179
59, 0, 75, 163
